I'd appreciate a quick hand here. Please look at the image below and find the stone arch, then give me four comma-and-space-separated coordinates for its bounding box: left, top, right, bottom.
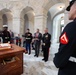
51, 12, 65, 42
52, 13, 64, 43
48, 3, 65, 19
46, 12, 52, 35
20, 6, 35, 35
0, 8, 13, 31
46, 3, 65, 44
43, 0, 68, 12
50, 13, 64, 54
44, 2, 67, 55
43, 1, 58, 12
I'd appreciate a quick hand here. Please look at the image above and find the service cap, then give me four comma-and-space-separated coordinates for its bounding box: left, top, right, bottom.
3, 25, 8, 28
66, 0, 76, 11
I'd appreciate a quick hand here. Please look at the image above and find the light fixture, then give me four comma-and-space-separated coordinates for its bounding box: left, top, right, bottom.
58, 6, 63, 10
60, 6, 62, 8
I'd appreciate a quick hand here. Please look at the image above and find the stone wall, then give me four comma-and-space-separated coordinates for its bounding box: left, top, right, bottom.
0, 0, 68, 35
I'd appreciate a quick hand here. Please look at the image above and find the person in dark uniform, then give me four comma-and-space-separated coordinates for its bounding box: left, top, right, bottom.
53, 0, 76, 75
34, 29, 42, 57
2, 25, 11, 43
42, 28, 51, 62
24, 29, 32, 54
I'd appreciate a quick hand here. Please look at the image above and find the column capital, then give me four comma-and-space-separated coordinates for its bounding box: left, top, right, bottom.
34, 15, 48, 19
13, 17, 20, 19
34, 14, 47, 33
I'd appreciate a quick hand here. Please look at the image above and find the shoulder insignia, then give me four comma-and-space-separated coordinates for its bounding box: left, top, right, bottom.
60, 32, 69, 44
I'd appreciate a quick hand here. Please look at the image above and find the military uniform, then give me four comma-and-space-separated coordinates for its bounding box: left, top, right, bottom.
2, 30, 11, 43
25, 32, 32, 54
53, 19, 76, 75
42, 33, 51, 62
53, 0, 76, 75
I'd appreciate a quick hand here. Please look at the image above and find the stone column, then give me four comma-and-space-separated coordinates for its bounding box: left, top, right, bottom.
29, 19, 34, 34
20, 18, 25, 35
0, 15, 3, 30
12, 17, 21, 36
52, 19, 59, 43
34, 15, 47, 33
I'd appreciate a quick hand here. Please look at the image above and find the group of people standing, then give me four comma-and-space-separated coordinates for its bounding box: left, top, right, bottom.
0, 24, 51, 62
23, 28, 51, 62
0, 25, 11, 43
0, 25, 21, 45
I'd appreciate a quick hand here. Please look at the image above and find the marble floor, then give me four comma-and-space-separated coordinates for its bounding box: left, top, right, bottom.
22, 43, 59, 75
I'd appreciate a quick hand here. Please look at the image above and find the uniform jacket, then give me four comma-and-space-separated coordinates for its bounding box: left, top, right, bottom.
25, 32, 32, 43
53, 19, 76, 75
42, 33, 51, 48
2, 30, 11, 43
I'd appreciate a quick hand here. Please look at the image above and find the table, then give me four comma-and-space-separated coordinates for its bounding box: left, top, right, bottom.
0, 44, 25, 75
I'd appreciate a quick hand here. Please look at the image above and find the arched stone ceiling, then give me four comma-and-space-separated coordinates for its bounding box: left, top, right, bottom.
20, 6, 34, 21
43, 0, 69, 11
48, 3, 65, 19
0, 9, 13, 20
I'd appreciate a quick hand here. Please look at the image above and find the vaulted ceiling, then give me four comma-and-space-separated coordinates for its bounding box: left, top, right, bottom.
43, 0, 69, 11
44, 0, 69, 19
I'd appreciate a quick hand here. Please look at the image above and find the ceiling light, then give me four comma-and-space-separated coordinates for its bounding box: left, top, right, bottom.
60, 6, 62, 8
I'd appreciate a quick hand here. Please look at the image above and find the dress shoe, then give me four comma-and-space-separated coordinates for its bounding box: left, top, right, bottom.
28, 53, 31, 55
42, 59, 45, 61
34, 55, 36, 57
37, 55, 38, 57
45, 60, 48, 62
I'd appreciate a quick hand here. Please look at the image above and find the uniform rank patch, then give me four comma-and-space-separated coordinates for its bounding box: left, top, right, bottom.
60, 32, 69, 44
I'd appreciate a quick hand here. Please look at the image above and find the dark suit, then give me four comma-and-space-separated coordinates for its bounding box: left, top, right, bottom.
34, 32, 42, 57
42, 33, 51, 61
